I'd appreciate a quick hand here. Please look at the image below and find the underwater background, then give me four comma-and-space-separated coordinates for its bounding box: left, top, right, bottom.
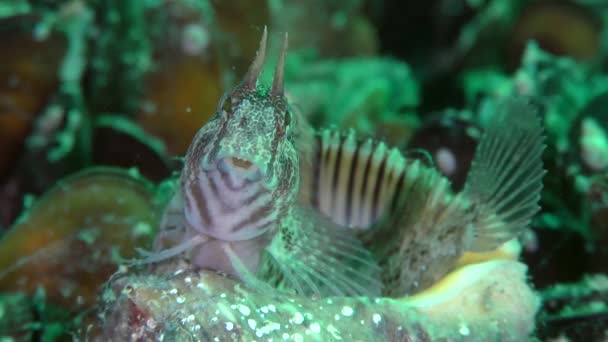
0, 0, 607, 341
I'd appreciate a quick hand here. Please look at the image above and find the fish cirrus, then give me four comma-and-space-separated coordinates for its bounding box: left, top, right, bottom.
138, 27, 545, 299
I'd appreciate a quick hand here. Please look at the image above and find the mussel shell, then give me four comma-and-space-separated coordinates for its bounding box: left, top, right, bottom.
0, 167, 160, 311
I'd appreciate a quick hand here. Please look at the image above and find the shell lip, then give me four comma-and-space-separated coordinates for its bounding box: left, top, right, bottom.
401, 239, 522, 307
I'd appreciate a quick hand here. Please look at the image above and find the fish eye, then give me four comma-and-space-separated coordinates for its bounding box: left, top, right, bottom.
220, 94, 232, 114
284, 109, 291, 128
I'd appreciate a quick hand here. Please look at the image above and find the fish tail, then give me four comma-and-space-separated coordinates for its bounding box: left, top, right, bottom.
463, 97, 546, 252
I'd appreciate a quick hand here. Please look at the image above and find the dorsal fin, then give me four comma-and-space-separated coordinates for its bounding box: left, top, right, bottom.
304, 128, 428, 229
463, 98, 546, 251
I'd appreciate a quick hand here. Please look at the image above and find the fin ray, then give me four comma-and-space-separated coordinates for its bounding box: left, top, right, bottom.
464, 98, 545, 251
310, 128, 413, 229
262, 206, 382, 297
223, 244, 280, 296
126, 234, 208, 265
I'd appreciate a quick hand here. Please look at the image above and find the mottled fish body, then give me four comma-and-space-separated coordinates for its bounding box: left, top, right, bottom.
305, 99, 545, 297
140, 28, 382, 299
140, 27, 544, 300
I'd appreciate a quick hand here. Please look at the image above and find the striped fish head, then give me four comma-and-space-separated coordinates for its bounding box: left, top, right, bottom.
179, 29, 300, 242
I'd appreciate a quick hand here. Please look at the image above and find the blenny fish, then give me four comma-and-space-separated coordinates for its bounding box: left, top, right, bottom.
143, 27, 545, 300
140, 27, 383, 298
301, 99, 545, 296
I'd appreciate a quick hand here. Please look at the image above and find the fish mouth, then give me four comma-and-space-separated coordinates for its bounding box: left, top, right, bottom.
213, 156, 265, 191
229, 157, 254, 170
217, 157, 263, 181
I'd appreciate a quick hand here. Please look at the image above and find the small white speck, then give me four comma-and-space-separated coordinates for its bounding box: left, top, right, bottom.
260, 306, 269, 314
197, 283, 205, 289
310, 322, 321, 333
436, 147, 457, 176
132, 222, 152, 237
293, 333, 304, 342
184, 277, 192, 283
181, 24, 209, 56
146, 318, 157, 329
248, 319, 257, 330
341, 306, 354, 317
334, 314, 340, 321
327, 324, 342, 340
237, 304, 251, 316
372, 313, 382, 325
459, 324, 470, 336
225, 322, 234, 331
268, 304, 276, 312
168, 288, 178, 295
220, 293, 226, 298
360, 320, 365, 325
256, 321, 280, 336
176, 296, 186, 304
194, 324, 201, 331
291, 312, 304, 324
326, 299, 333, 304
282, 333, 290, 340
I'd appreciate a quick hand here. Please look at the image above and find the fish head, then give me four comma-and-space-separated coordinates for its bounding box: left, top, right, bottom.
180, 28, 299, 241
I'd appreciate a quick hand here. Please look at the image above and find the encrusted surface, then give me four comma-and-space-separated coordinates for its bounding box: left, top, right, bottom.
83, 259, 538, 341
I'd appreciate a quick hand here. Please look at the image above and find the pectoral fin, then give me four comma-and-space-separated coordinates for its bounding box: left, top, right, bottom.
258, 206, 383, 297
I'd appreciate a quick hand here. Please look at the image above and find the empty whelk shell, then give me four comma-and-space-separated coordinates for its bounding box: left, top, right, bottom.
81, 240, 538, 341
